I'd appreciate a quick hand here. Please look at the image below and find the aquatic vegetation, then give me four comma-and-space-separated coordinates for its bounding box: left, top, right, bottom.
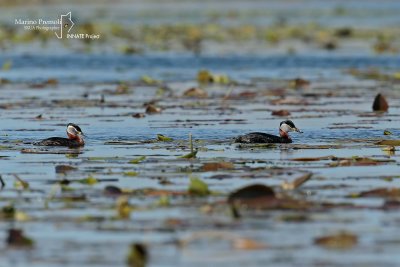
314, 231, 358, 250
197, 70, 230, 85
372, 93, 389, 111
183, 87, 208, 98
188, 177, 210, 196
1, 2, 400, 266
129, 156, 146, 164
126, 243, 148, 267
156, 134, 173, 142
6, 228, 34, 248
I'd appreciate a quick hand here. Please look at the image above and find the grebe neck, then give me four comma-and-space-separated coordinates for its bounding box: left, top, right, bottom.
279, 129, 291, 140
67, 133, 85, 145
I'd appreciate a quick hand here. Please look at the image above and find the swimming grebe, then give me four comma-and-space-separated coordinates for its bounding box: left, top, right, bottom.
234, 120, 302, 144
34, 123, 85, 147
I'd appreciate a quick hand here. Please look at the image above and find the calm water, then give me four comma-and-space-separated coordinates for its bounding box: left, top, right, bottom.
1, 1, 400, 267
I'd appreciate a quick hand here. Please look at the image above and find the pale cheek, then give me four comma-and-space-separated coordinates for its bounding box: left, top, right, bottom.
280, 124, 291, 132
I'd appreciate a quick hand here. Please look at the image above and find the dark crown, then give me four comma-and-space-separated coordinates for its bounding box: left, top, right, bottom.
67, 123, 82, 133
280, 120, 295, 128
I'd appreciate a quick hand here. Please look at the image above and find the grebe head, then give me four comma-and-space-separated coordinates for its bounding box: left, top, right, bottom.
279, 120, 302, 138
66, 123, 84, 139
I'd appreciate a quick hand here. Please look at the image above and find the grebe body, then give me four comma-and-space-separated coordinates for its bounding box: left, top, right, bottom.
235, 120, 301, 144
34, 123, 85, 147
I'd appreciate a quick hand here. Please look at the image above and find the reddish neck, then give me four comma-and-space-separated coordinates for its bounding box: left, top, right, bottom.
279, 129, 291, 140
67, 133, 84, 144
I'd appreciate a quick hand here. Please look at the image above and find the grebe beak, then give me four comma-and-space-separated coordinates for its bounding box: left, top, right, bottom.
294, 127, 303, 133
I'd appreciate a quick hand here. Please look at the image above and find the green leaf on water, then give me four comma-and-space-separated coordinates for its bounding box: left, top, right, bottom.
13, 175, 29, 190
179, 150, 197, 159
78, 175, 98, 185
188, 177, 209, 196
2, 60, 12, 71
157, 195, 170, 206
129, 156, 146, 164
124, 171, 138, 177
157, 134, 173, 142
126, 243, 148, 267
141, 75, 159, 85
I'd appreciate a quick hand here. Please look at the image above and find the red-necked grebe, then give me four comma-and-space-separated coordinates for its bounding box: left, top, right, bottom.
235, 120, 302, 144
34, 123, 85, 147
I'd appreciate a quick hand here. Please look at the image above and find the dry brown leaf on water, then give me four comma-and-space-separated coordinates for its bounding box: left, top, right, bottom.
145, 104, 162, 114
291, 144, 342, 150
179, 231, 267, 251
372, 93, 388, 112
376, 140, 400, 146
227, 91, 258, 100
356, 188, 400, 198
290, 77, 310, 89
271, 97, 308, 105
202, 162, 234, 171
6, 228, 34, 248
227, 184, 311, 210
183, 87, 208, 98
132, 113, 146, 118
232, 238, 267, 250
282, 173, 313, 190
329, 157, 394, 167
291, 156, 334, 162
314, 231, 358, 250
104, 185, 123, 196
271, 109, 291, 116
55, 165, 77, 174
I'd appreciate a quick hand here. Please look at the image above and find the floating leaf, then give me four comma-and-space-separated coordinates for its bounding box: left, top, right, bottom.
141, 75, 159, 85
382, 146, 396, 152
2, 60, 12, 71
104, 185, 122, 196
156, 134, 173, 142
6, 228, 34, 248
289, 78, 310, 89
228, 184, 276, 206
356, 187, 400, 198
124, 171, 138, 177
197, 70, 230, 84
78, 175, 98, 185
188, 177, 210, 196
55, 165, 77, 174
291, 156, 334, 162
126, 243, 148, 267
180, 150, 197, 159
157, 195, 170, 206
384, 130, 392, 135
271, 109, 291, 116
0, 175, 5, 188
132, 113, 145, 118
233, 238, 267, 250
129, 156, 146, 164
13, 175, 29, 190
282, 173, 312, 190
15, 211, 30, 222
228, 184, 312, 210
145, 104, 162, 114
183, 87, 208, 98
314, 231, 358, 250
372, 93, 388, 111
202, 162, 234, 171
116, 196, 133, 219
1, 205, 15, 219
376, 140, 400, 146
